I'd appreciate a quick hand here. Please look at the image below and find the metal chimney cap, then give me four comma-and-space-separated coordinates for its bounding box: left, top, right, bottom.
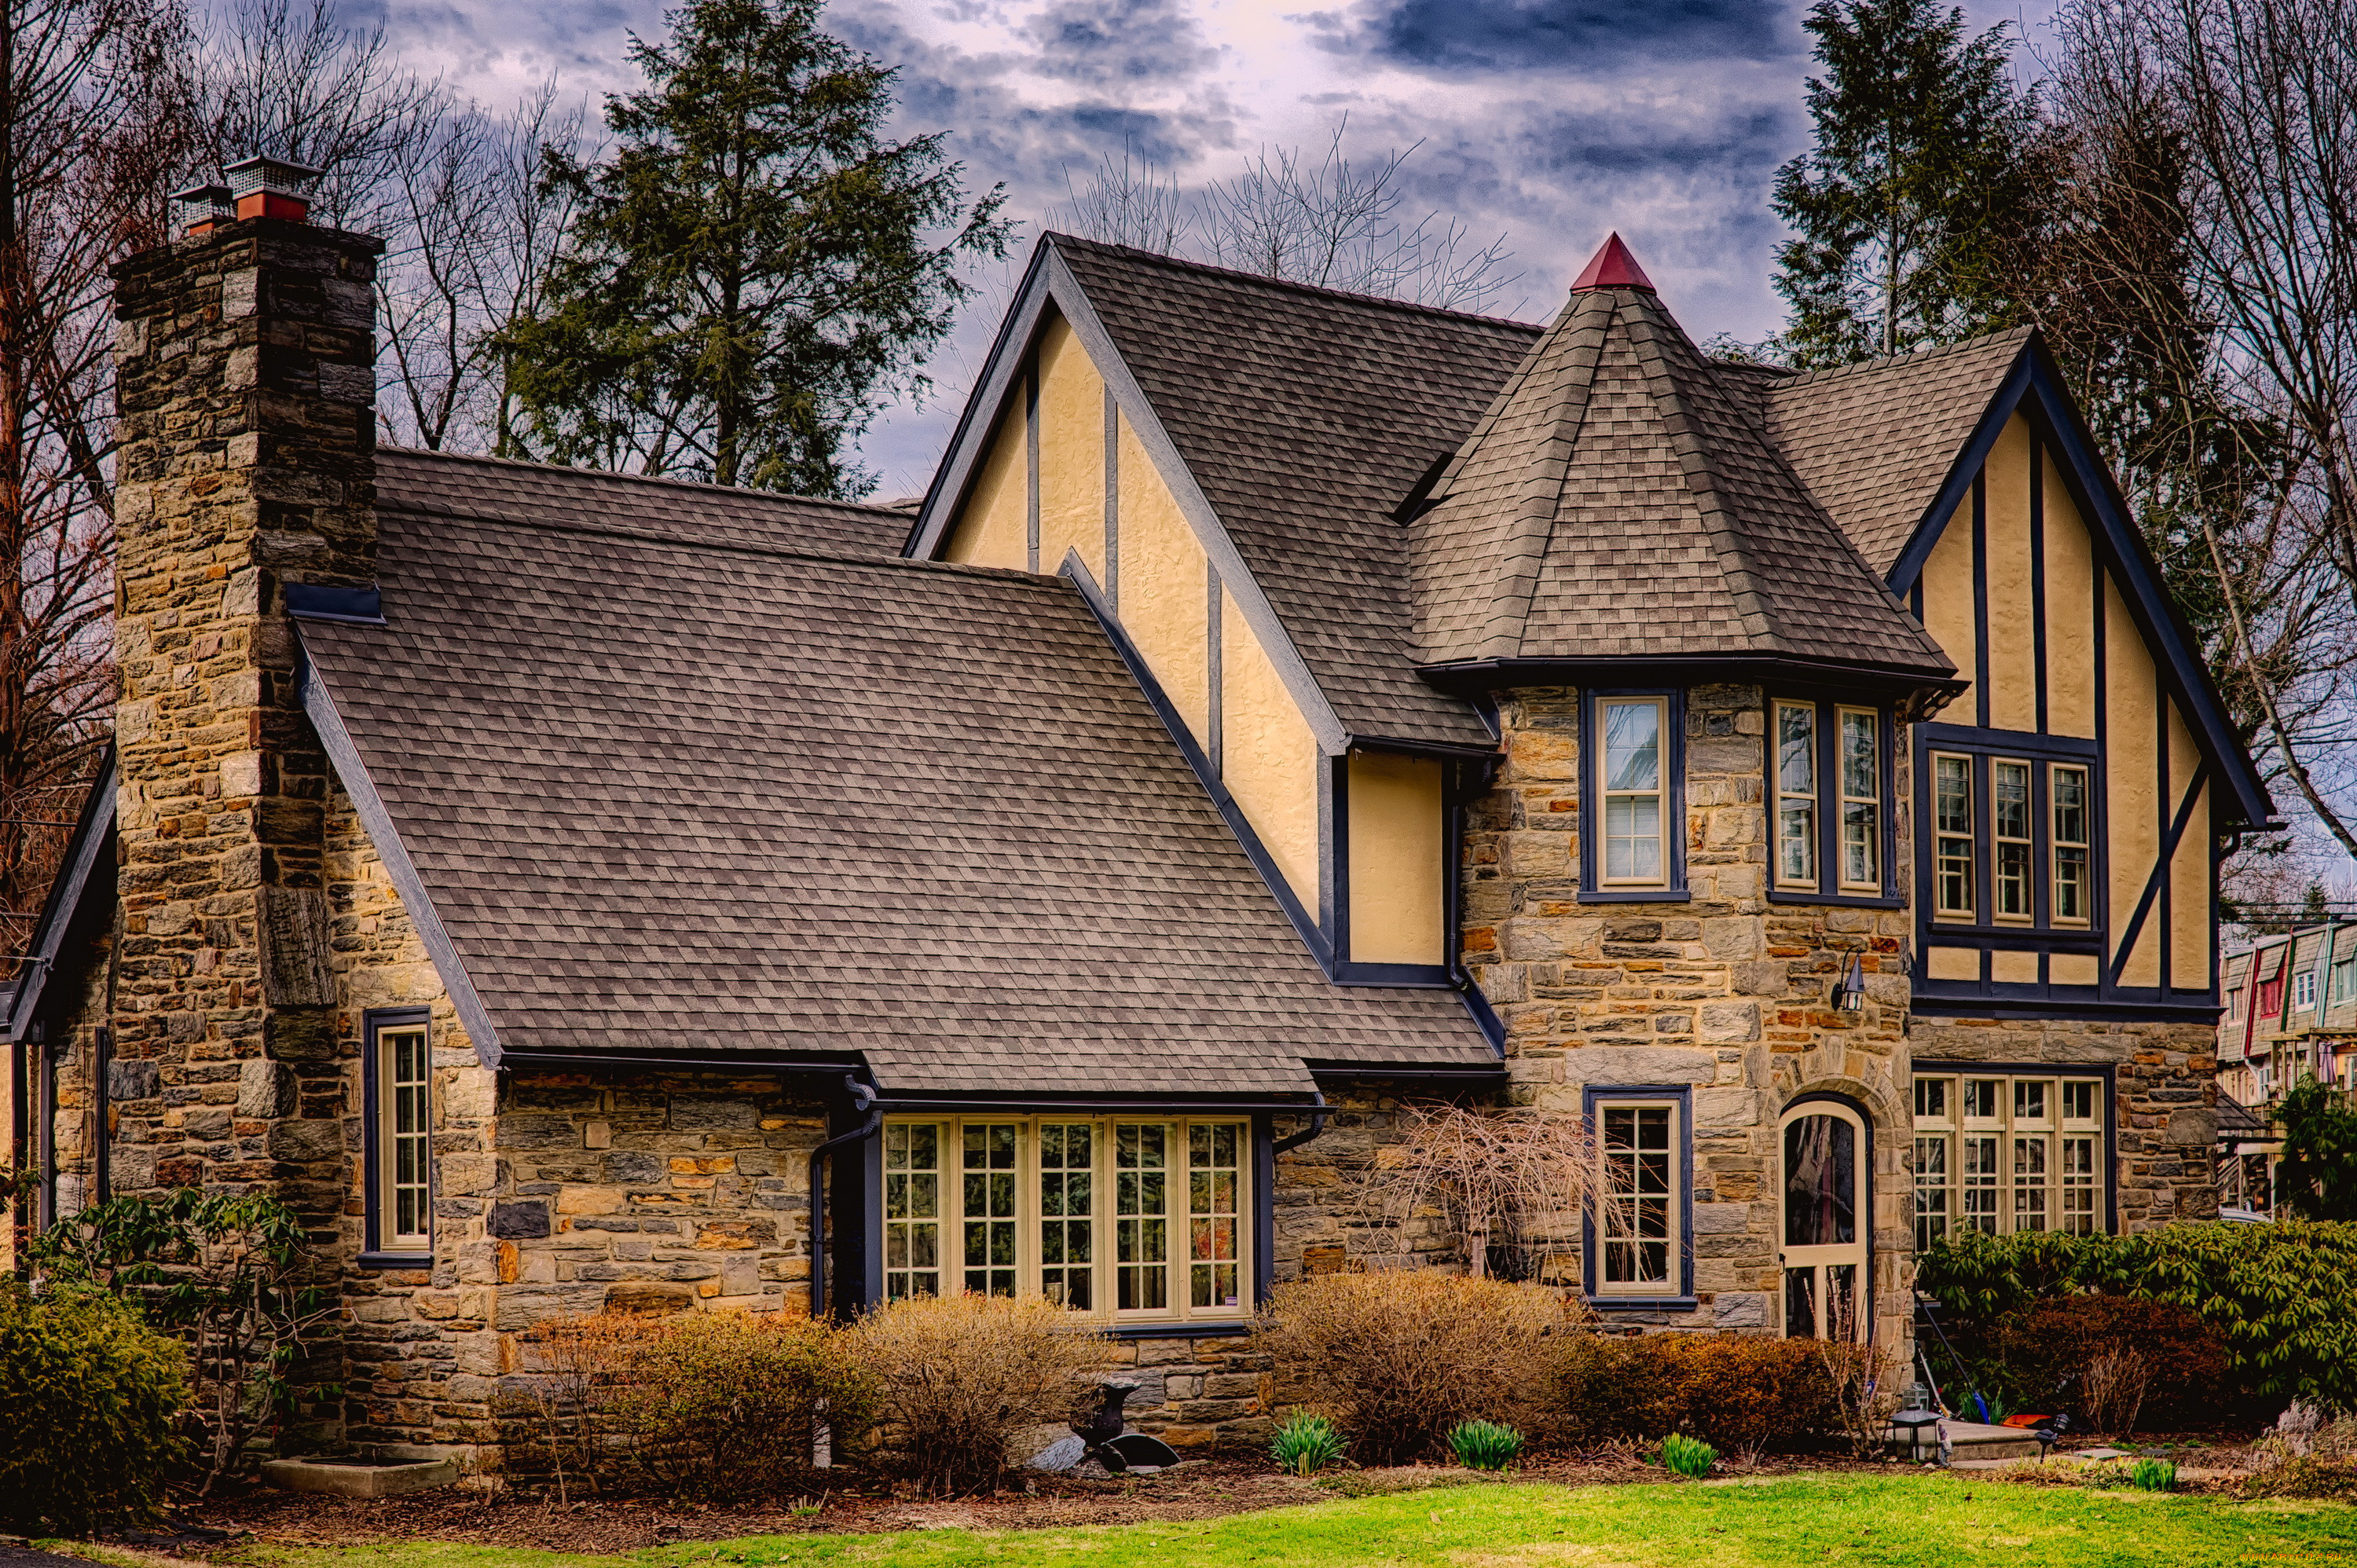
223, 156, 324, 200
169, 182, 236, 234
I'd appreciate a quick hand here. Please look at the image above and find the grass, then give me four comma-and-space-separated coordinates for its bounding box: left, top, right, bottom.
143, 1471, 2357, 1568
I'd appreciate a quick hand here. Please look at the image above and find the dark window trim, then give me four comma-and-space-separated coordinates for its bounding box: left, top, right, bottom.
1581, 1084, 1696, 1309
1914, 729, 2107, 944
1912, 1060, 2120, 1235
1578, 690, 1688, 903
1766, 693, 1900, 906
360, 1007, 434, 1269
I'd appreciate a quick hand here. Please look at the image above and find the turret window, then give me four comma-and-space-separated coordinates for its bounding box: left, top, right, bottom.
1599, 698, 1667, 885
1770, 698, 1890, 902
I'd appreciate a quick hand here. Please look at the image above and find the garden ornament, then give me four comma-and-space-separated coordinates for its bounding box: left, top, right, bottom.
1071, 1377, 1182, 1474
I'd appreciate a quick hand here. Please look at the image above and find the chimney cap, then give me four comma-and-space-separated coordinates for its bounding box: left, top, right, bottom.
223, 155, 324, 200
169, 182, 236, 236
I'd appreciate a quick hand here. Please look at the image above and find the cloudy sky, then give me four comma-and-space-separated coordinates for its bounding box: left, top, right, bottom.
344, 0, 2055, 497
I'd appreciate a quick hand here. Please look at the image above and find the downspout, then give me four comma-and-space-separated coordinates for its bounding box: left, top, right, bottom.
1271, 1094, 1331, 1156
806, 1075, 880, 1321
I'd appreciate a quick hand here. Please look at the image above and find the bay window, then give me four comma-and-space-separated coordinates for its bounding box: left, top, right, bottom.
883, 1116, 1250, 1321
1776, 702, 1816, 888
1838, 708, 1880, 890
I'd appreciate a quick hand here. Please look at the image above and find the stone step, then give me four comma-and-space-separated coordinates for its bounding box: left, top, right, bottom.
1886, 1420, 2044, 1462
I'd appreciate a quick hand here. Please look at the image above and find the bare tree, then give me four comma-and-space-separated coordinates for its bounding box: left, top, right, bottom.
1054, 121, 1523, 316
1354, 1102, 1595, 1280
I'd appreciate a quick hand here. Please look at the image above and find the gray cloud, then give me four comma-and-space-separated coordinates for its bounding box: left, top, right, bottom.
1312, 0, 1798, 75
1024, 0, 1214, 87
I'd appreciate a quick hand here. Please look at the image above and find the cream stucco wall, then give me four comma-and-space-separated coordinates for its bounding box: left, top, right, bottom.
2043, 449, 2098, 740
1982, 416, 2039, 734
1347, 749, 1445, 965
1221, 585, 1321, 909
2106, 575, 2163, 987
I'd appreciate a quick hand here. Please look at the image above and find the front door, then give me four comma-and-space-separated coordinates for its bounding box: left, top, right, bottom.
1780, 1101, 1869, 1339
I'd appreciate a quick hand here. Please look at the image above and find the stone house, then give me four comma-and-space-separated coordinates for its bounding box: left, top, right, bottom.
3, 176, 2270, 1460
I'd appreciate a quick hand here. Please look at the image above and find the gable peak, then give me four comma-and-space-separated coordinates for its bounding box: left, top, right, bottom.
1571, 233, 1654, 293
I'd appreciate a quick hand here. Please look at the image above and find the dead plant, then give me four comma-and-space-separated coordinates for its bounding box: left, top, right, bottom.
1355, 1103, 1596, 1280
1812, 1297, 1899, 1458
2080, 1349, 2153, 1438
517, 1311, 651, 1501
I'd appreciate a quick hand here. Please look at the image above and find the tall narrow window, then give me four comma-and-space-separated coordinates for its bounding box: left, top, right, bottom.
2051, 764, 2091, 924
1912, 1077, 1952, 1252
1597, 1103, 1677, 1291
1838, 708, 1880, 890
1775, 702, 1816, 888
376, 1022, 432, 1254
962, 1123, 1019, 1296
1934, 755, 1974, 918
1039, 1123, 1094, 1310
885, 1123, 943, 1300
1188, 1123, 1242, 1310
1599, 698, 1667, 885
1115, 1122, 1170, 1312
1993, 760, 2033, 919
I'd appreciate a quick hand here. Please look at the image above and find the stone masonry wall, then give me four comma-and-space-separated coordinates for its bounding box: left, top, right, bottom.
1460, 683, 1917, 1346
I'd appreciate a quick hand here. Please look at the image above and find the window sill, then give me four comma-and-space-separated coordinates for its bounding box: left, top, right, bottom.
1577, 887, 1690, 904
357, 1251, 434, 1271
1767, 889, 1904, 910
1104, 1321, 1252, 1341
1587, 1296, 1699, 1313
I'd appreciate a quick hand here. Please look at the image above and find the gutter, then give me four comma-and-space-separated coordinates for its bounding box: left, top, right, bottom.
1270, 1094, 1331, 1156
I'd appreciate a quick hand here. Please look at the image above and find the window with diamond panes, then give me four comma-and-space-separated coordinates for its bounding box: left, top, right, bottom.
1189, 1123, 1242, 1310
885, 1123, 943, 1300
1912, 1073, 2106, 1239
881, 1117, 1246, 1321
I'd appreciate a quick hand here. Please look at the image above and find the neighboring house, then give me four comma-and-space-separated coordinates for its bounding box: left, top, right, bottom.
2, 177, 2271, 1459
2217, 921, 2357, 1209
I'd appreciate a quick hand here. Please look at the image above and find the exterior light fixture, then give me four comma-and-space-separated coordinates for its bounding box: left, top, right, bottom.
1834, 954, 1866, 1013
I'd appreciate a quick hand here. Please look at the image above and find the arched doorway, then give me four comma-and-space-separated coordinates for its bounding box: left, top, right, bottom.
1780, 1097, 1871, 1339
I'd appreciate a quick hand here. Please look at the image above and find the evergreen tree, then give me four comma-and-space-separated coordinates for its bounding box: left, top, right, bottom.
2272, 1077, 2357, 1222
497, 0, 1007, 496
1769, 0, 2053, 367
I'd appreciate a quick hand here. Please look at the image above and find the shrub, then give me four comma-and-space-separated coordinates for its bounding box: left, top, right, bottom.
1270, 1412, 1347, 1475
0, 1280, 191, 1533
1256, 1272, 1561, 1465
852, 1294, 1116, 1494
1918, 1222, 2357, 1414
505, 1310, 654, 1499
1448, 1420, 1523, 1471
1660, 1433, 1716, 1478
1554, 1332, 1838, 1452
2128, 1457, 2177, 1492
616, 1312, 875, 1501
1983, 1295, 2231, 1431
2079, 1350, 2152, 1438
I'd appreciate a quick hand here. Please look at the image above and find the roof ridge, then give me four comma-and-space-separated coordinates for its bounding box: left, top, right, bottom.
1766, 325, 2035, 391
378, 493, 1058, 585
1044, 231, 1549, 333
376, 445, 908, 517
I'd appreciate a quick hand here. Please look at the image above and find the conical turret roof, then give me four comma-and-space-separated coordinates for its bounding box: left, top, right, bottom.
1409, 238, 1954, 680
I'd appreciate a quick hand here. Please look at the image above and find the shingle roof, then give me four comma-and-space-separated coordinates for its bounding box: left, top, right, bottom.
1754, 328, 2032, 574
1050, 236, 1536, 746
377, 447, 910, 559
302, 453, 1493, 1095
1409, 279, 1955, 676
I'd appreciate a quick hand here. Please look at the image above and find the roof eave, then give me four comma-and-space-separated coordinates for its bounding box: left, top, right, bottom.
5, 746, 116, 1042
1417, 654, 1967, 720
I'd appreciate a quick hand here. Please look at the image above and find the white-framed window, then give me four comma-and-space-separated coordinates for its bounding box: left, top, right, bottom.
367, 1013, 433, 1257
1838, 707, 1881, 891
1912, 1071, 2106, 1239
2332, 954, 2356, 1005
1992, 760, 2034, 921
1781, 1100, 1868, 1340
2294, 969, 2318, 1011
1933, 753, 1975, 919
2227, 984, 2245, 1020
1775, 701, 1816, 888
882, 1116, 1250, 1321
1595, 1099, 1681, 1295
1597, 697, 1670, 885
2051, 764, 2091, 925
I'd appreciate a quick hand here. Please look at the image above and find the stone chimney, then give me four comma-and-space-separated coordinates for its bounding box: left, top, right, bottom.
105, 159, 381, 1225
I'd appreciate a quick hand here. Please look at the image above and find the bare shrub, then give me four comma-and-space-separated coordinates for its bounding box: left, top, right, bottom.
850, 1295, 1117, 1495
1813, 1299, 1900, 1457
2080, 1349, 2153, 1438
511, 1310, 650, 1500
1256, 1271, 1562, 1464
1356, 1104, 1595, 1281
617, 1313, 875, 1502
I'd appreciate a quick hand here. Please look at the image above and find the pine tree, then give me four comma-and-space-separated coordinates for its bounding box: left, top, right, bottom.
497, 0, 1007, 496
1769, 0, 2053, 367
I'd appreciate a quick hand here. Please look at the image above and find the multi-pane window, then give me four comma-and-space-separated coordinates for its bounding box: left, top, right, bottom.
886, 1117, 1248, 1321
1993, 760, 2033, 920
373, 1020, 432, 1254
1934, 755, 1975, 918
1775, 702, 1816, 888
1839, 709, 1880, 890
2333, 954, 2357, 1005
1598, 698, 1668, 885
1912, 1072, 2106, 1240
2294, 969, 2318, 1011
2051, 765, 2091, 924
1596, 1101, 1678, 1293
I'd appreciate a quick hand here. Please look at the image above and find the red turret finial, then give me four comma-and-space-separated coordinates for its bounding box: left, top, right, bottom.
1571, 233, 1655, 292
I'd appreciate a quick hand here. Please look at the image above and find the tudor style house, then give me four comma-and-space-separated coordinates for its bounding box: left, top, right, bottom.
4, 178, 2268, 1456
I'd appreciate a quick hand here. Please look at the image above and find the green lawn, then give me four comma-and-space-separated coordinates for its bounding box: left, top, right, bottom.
192, 1472, 2357, 1568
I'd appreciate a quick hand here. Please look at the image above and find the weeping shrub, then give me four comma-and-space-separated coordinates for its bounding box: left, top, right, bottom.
0, 1280, 190, 1533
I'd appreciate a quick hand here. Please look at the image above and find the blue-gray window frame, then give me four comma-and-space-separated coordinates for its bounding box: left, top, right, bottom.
359, 1006, 434, 1269
1581, 1083, 1696, 1310
1578, 690, 1688, 903
1765, 694, 1903, 910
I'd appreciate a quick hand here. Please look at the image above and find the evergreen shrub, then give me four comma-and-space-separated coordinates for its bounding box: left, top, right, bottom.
0, 1280, 190, 1533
